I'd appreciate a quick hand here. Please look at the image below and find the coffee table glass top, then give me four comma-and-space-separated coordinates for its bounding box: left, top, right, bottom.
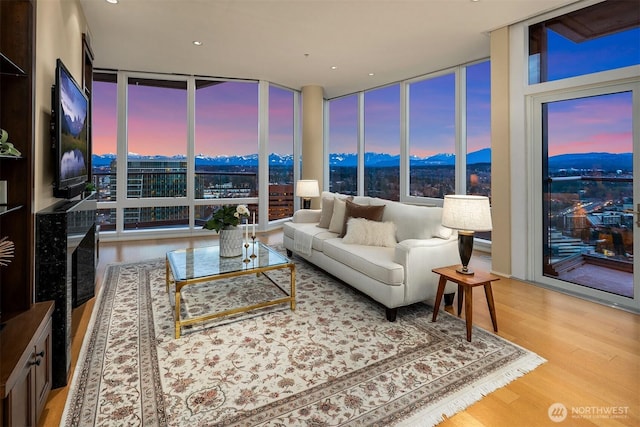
166, 242, 289, 281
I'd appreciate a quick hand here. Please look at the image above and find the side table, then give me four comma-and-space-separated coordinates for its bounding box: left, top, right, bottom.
432, 265, 500, 341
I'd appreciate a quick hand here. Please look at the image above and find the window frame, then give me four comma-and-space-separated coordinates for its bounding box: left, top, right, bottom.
92, 71, 301, 239
325, 59, 491, 210
509, 0, 640, 297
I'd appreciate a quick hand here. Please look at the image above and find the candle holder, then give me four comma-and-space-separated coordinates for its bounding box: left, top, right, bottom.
250, 235, 257, 258
243, 242, 251, 263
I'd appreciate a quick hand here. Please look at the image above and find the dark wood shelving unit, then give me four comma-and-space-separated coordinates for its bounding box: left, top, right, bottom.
1, 1, 50, 424
0, 0, 35, 320
0, 205, 24, 217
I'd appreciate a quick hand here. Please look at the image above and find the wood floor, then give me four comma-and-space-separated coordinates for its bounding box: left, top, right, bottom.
39, 232, 639, 427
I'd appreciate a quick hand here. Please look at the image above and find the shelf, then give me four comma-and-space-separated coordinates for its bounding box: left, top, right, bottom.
0, 53, 26, 77
0, 205, 23, 217
0, 155, 23, 160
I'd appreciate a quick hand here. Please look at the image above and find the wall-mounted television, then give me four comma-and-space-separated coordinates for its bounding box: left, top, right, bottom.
51, 58, 90, 199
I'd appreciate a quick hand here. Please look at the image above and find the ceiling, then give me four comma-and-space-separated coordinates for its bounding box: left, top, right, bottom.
79, 0, 580, 99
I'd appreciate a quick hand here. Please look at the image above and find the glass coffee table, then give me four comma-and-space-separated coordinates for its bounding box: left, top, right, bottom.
166, 242, 295, 338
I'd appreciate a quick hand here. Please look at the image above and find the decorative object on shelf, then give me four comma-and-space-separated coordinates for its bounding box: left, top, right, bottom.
83, 182, 96, 198
0, 236, 15, 266
296, 179, 319, 209
441, 194, 492, 275
203, 204, 250, 257
0, 128, 21, 157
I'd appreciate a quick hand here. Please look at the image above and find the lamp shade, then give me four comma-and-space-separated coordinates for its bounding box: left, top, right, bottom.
441, 195, 492, 232
295, 180, 319, 198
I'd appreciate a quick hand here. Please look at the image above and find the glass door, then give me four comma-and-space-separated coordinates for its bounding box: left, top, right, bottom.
534, 83, 639, 312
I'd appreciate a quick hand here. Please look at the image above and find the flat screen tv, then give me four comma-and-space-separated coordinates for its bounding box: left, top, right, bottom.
51, 58, 90, 199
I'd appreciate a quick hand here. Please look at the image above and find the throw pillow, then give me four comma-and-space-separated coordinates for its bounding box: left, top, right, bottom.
342, 218, 397, 248
317, 197, 335, 228
340, 199, 385, 237
328, 197, 349, 233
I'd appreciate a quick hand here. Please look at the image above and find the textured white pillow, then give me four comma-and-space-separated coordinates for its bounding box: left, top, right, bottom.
342, 218, 397, 248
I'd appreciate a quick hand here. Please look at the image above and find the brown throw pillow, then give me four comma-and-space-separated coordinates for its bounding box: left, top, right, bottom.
340, 199, 385, 237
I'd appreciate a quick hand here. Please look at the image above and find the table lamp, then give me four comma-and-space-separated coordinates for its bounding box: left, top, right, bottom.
296, 179, 319, 209
441, 195, 492, 275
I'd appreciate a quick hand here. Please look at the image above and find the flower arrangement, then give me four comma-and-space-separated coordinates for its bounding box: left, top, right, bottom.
203, 204, 250, 233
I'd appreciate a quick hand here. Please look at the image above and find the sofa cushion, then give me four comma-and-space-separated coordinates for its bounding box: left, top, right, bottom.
340, 200, 385, 237
323, 239, 404, 285
343, 218, 397, 248
283, 221, 337, 252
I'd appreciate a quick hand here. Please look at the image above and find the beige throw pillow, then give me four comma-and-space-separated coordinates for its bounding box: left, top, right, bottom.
342, 218, 397, 248
317, 197, 335, 229
328, 198, 348, 233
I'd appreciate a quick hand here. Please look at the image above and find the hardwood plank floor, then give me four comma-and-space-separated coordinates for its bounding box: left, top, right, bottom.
39, 233, 639, 426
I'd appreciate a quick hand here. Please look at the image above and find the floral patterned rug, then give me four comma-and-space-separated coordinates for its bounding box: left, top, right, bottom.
62, 253, 545, 427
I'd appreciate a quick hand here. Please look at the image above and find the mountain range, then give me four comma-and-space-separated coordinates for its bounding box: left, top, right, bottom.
92, 149, 632, 172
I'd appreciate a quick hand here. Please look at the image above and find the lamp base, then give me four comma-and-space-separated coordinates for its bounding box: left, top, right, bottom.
456, 265, 475, 275
457, 231, 475, 275
302, 198, 311, 209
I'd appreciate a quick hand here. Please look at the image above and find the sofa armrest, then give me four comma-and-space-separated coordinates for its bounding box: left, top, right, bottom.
394, 238, 459, 295
292, 209, 322, 223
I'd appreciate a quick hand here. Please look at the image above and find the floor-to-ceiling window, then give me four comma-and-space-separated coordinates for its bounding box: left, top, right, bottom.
125, 77, 189, 230
92, 72, 118, 230
268, 85, 295, 221
328, 94, 358, 195
364, 85, 400, 200
524, 0, 639, 312
466, 61, 491, 198
408, 72, 456, 199
193, 80, 259, 226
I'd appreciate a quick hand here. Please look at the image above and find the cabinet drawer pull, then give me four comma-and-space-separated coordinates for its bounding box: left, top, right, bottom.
36, 350, 45, 358
30, 358, 41, 366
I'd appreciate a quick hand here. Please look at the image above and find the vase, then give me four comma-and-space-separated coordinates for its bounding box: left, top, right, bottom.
219, 226, 243, 257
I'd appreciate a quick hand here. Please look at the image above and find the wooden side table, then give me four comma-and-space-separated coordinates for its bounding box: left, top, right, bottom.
432, 265, 500, 341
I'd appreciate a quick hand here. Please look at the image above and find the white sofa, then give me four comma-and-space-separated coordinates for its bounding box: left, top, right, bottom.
283, 192, 459, 321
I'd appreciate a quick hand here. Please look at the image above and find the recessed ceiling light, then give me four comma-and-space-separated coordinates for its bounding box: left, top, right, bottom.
106, 0, 118, 4
193, 41, 203, 46
331, 66, 338, 70
368, 72, 375, 76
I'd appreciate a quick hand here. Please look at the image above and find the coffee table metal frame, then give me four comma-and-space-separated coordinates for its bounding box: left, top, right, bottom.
166, 242, 295, 338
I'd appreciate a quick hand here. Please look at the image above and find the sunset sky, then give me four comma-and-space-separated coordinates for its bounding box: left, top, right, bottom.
92, 26, 638, 158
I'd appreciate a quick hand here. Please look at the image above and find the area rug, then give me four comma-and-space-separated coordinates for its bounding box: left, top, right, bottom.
62, 252, 545, 427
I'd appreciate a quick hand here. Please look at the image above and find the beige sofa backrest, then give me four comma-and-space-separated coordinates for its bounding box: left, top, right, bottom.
374, 198, 452, 242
